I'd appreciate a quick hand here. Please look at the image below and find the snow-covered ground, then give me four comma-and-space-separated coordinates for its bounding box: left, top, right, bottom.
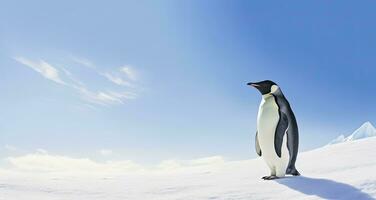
1, 137, 376, 200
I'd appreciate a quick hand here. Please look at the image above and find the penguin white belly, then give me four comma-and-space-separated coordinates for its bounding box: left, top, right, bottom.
257, 96, 289, 177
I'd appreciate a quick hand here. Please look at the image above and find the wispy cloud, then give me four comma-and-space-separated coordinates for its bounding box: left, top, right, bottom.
14, 57, 66, 85
36, 149, 48, 154
120, 65, 137, 81
106, 91, 137, 100
70, 57, 139, 88
98, 149, 113, 156
14, 56, 139, 107
61, 67, 86, 87
4, 145, 18, 152
71, 56, 95, 68
76, 87, 136, 106
102, 72, 133, 87
60, 68, 134, 105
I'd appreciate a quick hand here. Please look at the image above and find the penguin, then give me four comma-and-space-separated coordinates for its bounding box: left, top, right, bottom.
247, 80, 300, 180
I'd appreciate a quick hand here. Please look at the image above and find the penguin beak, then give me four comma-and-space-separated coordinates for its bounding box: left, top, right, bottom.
247, 82, 260, 88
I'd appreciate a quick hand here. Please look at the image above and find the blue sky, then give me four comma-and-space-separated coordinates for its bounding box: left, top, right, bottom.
1, 1, 376, 164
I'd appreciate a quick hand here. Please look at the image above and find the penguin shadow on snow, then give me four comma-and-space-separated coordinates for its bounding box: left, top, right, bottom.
276, 176, 375, 200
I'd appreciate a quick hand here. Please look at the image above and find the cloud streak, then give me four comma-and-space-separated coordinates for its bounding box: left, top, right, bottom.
77, 87, 136, 106
102, 72, 133, 87
98, 149, 113, 156
71, 56, 95, 68
14, 57, 66, 85
4, 145, 18, 152
14, 56, 139, 107
71, 57, 138, 87
120, 66, 137, 81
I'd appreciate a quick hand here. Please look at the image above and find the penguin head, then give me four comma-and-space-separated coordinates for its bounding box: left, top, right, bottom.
247, 80, 279, 95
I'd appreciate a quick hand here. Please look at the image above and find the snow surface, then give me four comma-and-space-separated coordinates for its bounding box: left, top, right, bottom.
329, 122, 376, 145
1, 138, 376, 199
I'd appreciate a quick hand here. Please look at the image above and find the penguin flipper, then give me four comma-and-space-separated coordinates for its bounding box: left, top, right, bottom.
274, 112, 288, 158
255, 131, 262, 156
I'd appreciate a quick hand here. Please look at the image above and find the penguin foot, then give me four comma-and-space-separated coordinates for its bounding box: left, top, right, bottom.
290, 169, 301, 176
292, 171, 300, 176
286, 168, 301, 176
262, 175, 279, 180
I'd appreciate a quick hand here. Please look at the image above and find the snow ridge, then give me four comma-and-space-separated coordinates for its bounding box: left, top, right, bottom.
329, 121, 376, 145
